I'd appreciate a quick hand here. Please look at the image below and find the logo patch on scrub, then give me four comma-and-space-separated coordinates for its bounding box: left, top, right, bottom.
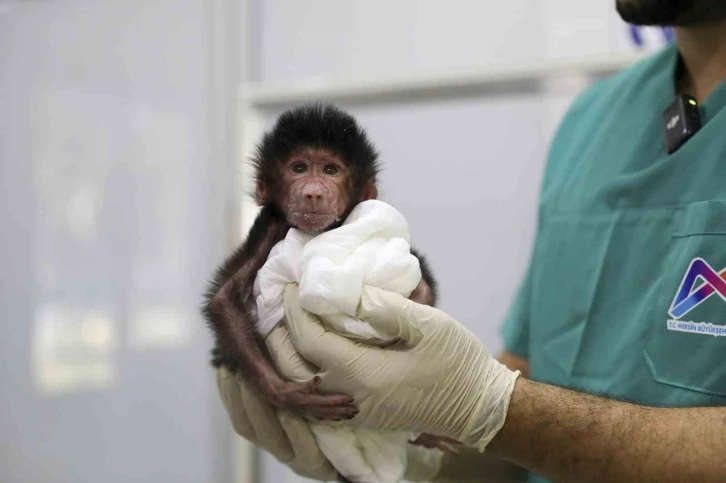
666, 257, 726, 337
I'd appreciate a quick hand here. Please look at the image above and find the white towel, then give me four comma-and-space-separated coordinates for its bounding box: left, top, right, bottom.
253, 199, 424, 483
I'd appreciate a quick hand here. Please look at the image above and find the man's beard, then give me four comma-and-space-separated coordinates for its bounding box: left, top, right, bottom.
616, 0, 726, 26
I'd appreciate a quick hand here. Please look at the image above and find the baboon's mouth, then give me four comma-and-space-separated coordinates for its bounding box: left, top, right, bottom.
288, 212, 340, 233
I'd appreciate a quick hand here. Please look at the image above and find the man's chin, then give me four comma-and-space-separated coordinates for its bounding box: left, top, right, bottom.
289, 212, 339, 234
616, 0, 726, 27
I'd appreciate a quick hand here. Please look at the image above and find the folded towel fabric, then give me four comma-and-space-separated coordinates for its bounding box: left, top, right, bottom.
253, 199, 425, 483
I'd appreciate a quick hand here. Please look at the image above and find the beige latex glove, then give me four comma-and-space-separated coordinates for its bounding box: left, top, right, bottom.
217, 328, 445, 482
216, 365, 338, 481
282, 284, 521, 452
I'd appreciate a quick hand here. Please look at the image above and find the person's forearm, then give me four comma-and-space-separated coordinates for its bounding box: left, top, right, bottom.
487, 378, 726, 483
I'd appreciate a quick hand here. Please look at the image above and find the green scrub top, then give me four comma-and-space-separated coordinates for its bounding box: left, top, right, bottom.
501, 43, 726, 483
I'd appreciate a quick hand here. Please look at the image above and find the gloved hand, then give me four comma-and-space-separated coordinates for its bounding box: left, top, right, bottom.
282, 284, 521, 451
216, 326, 446, 482
216, 365, 338, 481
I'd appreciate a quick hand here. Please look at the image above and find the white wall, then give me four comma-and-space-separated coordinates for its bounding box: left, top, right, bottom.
257, 0, 544, 83
243, 2, 674, 483
0, 1, 238, 482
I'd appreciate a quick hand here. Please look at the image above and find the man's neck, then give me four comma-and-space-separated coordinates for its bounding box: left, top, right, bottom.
674, 19, 726, 102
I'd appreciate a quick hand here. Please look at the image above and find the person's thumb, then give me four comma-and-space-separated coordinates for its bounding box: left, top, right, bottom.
356, 286, 428, 344
283, 284, 359, 368
266, 324, 317, 383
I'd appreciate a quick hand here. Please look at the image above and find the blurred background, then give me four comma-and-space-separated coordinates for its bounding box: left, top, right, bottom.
0, 1, 671, 482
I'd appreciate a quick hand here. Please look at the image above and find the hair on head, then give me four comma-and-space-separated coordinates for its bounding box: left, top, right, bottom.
252, 103, 380, 199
